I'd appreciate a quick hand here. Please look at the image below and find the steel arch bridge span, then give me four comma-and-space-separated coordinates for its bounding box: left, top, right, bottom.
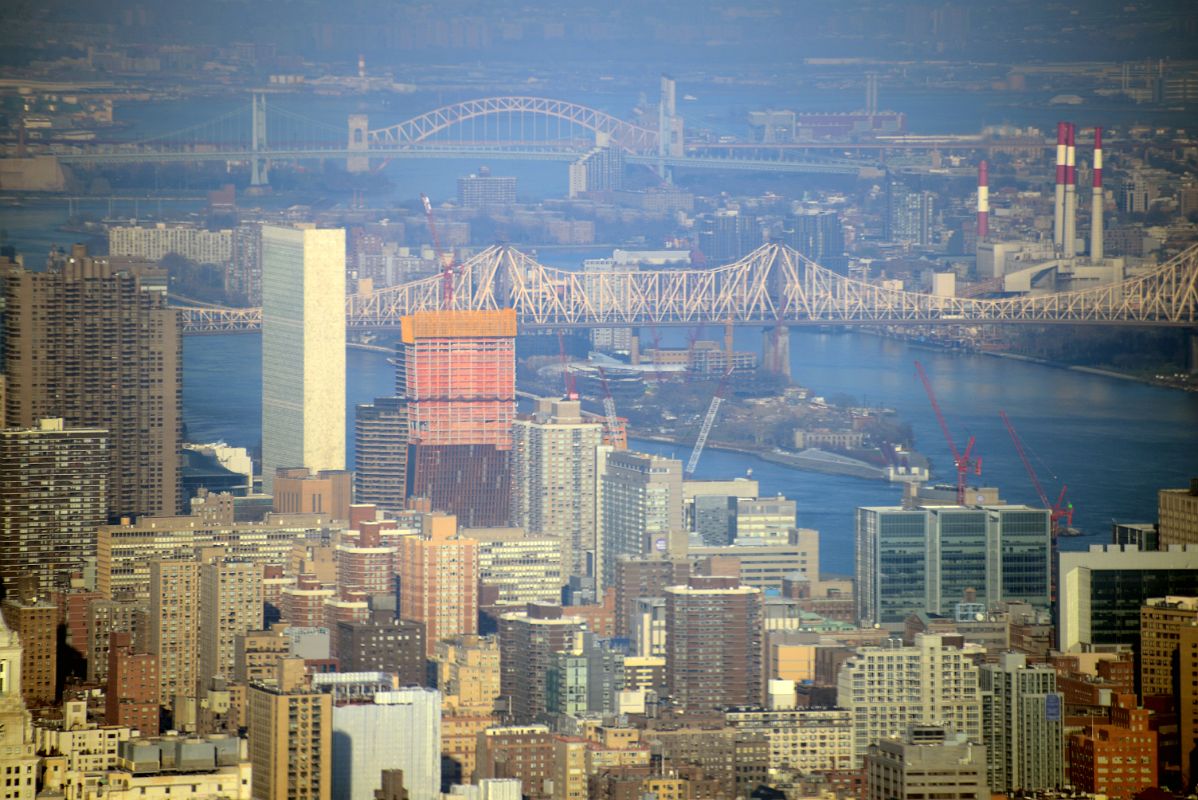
366, 97, 660, 155
178, 242, 1198, 333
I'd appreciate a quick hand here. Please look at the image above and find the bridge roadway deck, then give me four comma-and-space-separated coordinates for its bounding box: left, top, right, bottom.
48, 146, 869, 175
176, 243, 1198, 334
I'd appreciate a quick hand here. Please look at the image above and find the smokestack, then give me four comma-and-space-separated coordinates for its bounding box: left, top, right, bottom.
1063, 123, 1077, 258
358, 53, 366, 79
1091, 127, 1104, 262
1053, 122, 1067, 250
976, 160, 989, 241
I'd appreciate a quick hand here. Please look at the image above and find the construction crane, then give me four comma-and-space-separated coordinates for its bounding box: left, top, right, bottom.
999, 411, 1074, 537
685, 367, 734, 477
646, 327, 664, 382
557, 330, 577, 399
420, 193, 456, 308
595, 366, 626, 449
914, 361, 981, 505
685, 325, 705, 374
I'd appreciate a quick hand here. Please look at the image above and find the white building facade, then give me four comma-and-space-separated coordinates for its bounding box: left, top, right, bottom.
261, 225, 346, 493
331, 688, 442, 800
837, 633, 983, 764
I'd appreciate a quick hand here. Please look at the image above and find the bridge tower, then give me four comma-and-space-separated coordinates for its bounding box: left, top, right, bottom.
250, 92, 269, 186
657, 75, 684, 179
763, 326, 791, 379
348, 114, 370, 173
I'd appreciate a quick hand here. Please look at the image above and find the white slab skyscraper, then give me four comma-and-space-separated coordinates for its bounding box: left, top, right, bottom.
261, 225, 346, 494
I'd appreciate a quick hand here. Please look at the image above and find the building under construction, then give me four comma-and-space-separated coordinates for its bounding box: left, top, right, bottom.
395, 309, 517, 527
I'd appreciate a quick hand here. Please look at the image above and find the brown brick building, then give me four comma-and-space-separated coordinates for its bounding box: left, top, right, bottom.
497, 603, 586, 724
664, 576, 763, 715
398, 514, 478, 658
336, 618, 425, 686
106, 631, 160, 735
1068, 694, 1158, 799
1, 589, 57, 708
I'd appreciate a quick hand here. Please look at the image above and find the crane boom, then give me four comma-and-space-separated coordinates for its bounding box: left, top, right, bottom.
914, 361, 979, 504
999, 410, 1074, 536
685, 396, 724, 477
596, 367, 625, 450
915, 361, 962, 463
421, 193, 455, 308
685, 368, 733, 476
557, 331, 577, 399
999, 411, 1049, 509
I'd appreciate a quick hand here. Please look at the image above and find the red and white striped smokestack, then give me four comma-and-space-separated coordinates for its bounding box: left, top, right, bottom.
1054, 122, 1067, 249
1091, 126, 1104, 261
1064, 123, 1077, 258
977, 160, 989, 241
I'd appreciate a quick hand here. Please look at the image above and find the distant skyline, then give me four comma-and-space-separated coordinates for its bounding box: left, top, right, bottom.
5, 1, 1197, 67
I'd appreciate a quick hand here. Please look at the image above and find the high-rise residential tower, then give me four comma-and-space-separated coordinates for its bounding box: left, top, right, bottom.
511, 397, 603, 577
838, 633, 983, 764
397, 514, 479, 657
261, 225, 346, 495
980, 652, 1065, 792
149, 560, 200, 708
497, 603, 587, 724
397, 310, 517, 527
2, 248, 181, 517
600, 451, 684, 591
0, 419, 108, 593
199, 559, 264, 686
247, 658, 332, 800
663, 576, 762, 714
1, 588, 57, 709
353, 397, 409, 513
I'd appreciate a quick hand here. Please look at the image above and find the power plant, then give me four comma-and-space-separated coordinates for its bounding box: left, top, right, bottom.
977, 121, 1125, 295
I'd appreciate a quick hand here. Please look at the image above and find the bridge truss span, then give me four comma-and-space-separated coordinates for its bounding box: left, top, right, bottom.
179, 242, 1198, 333
366, 97, 660, 154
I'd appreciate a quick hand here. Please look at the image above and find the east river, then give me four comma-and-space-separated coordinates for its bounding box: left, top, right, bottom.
183, 328, 1198, 577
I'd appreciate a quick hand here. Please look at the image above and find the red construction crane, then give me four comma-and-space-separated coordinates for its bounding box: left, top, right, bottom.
914, 361, 981, 505
421, 193, 456, 308
999, 411, 1074, 537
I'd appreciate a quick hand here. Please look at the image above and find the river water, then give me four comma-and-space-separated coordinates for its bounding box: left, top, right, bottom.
182, 328, 1198, 577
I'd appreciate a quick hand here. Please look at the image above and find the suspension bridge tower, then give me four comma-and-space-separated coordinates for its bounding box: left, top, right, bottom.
250, 92, 269, 186
348, 114, 370, 173
657, 75, 685, 180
